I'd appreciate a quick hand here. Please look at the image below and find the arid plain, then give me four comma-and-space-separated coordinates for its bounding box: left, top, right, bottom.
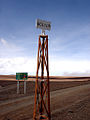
0, 75, 90, 120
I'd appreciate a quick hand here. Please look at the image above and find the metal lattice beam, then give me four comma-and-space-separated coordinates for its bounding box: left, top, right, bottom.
33, 35, 51, 120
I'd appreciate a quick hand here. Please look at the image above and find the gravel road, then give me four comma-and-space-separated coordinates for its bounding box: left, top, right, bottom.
0, 83, 90, 120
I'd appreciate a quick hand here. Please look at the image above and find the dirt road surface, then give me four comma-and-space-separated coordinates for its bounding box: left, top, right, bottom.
0, 83, 90, 120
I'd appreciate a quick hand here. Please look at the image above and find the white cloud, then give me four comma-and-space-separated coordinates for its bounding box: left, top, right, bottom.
0, 56, 90, 76
0, 37, 90, 76
63, 72, 90, 77
0, 37, 24, 57
49, 57, 90, 76
0, 37, 20, 49
0, 57, 37, 75
0, 38, 8, 47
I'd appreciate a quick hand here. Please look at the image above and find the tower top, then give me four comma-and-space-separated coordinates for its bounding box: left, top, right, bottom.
36, 19, 51, 35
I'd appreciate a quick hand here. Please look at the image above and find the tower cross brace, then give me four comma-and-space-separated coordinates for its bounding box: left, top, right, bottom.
33, 35, 51, 120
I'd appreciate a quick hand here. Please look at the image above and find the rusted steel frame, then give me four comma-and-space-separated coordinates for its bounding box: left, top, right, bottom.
36, 84, 48, 116
40, 115, 48, 119
36, 36, 41, 75
33, 37, 41, 119
38, 75, 48, 111
41, 81, 48, 108
43, 81, 48, 108
33, 35, 51, 120
37, 85, 42, 114
44, 56, 48, 71
42, 82, 48, 97
40, 36, 44, 116
44, 40, 46, 50
39, 89, 49, 116
43, 56, 47, 69
46, 36, 51, 120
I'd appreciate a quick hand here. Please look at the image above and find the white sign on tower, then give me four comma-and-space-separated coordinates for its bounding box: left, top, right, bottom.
36, 19, 51, 34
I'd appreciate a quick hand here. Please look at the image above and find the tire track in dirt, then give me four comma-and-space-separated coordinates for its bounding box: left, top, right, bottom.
0, 84, 90, 120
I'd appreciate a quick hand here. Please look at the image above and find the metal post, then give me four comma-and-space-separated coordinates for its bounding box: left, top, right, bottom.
24, 79, 26, 94
40, 37, 44, 118
17, 79, 19, 94
33, 35, 51, 120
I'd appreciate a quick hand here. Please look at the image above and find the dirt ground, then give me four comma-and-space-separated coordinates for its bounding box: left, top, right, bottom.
0, 75, 90, 120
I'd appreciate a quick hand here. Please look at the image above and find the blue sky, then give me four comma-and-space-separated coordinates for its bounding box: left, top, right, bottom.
0, 0, 90, 76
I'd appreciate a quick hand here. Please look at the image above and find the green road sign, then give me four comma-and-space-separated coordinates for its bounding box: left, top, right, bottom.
16, 73, 28, 80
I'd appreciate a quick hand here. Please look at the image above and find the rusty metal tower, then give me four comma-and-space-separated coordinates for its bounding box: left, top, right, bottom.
33, 19, 51, 120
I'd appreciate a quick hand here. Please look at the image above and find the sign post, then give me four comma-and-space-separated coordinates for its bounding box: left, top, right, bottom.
17, 79, 19, 94
24, 74, 27, 94
16, 73, 28, 94
24, 79, 26, 94
33, 19, 51, 120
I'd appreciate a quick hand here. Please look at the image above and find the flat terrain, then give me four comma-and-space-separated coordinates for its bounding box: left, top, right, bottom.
0, 75, 90, 120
